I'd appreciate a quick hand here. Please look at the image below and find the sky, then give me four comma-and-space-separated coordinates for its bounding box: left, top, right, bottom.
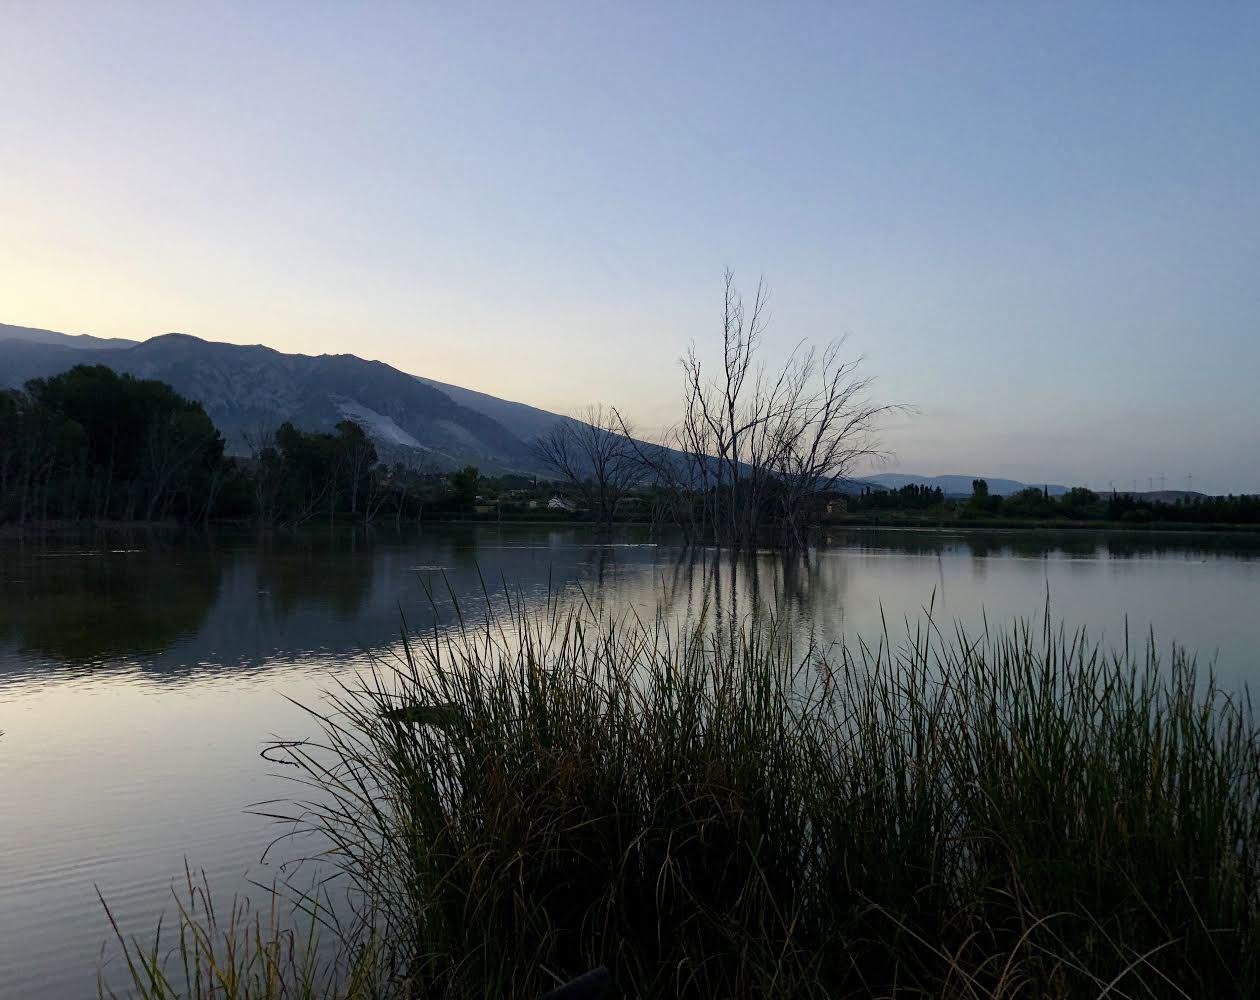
1, 2, 1257, 493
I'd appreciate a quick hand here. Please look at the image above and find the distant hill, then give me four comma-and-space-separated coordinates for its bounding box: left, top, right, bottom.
0, 328, 562, 474
861, 473, 1070, 497
0, 323, 1106, 492
0, 322, 137, 351
0, 338, 88, 387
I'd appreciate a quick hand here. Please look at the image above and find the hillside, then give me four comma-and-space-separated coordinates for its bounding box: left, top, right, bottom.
0, 328, 560, 474
2, 324, 1085, 492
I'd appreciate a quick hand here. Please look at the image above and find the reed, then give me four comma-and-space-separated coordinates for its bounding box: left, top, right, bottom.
98, 864, 340, 1000
104, 593, 1260, 998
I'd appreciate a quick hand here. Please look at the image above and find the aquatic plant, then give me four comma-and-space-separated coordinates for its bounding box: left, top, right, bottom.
104, 594, 1260, 998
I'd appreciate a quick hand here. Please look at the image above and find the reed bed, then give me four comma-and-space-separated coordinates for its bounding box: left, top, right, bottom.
104, 594, 1260, 998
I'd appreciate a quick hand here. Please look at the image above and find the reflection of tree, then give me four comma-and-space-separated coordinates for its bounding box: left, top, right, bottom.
647, 544, 851, 653
0, 533, 223, 664
8, 524, 1251, 683
255, 529, 375, 620
1100, 533, 1260, 562
828, 529, 950, 559
631, 526, 1258, 654
584, 545, 612, 589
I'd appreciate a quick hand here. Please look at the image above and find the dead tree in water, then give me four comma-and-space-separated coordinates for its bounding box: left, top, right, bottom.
639, 271, 898, 548
533, 405, 643, 532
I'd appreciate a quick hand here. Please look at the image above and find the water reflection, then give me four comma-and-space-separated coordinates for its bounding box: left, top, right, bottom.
0, 538, 223, 667
644, 545, 853, 654
255, 532, 377, 620
1, 524, 1258, 997
1, 525, 1257, 683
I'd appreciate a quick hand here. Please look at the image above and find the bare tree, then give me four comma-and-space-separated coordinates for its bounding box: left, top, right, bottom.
761, 339, 894, 546
645, 271, 898, 547
242, 426, 283, 528
612, 417, 706, 542
361, 463, 395, 526
533, 405, 644, 532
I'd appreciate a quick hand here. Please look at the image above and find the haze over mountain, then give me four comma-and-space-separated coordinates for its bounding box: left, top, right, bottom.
4, 322, 1084, 493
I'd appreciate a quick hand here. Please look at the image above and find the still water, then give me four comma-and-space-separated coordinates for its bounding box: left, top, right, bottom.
1, 525, 1258, 997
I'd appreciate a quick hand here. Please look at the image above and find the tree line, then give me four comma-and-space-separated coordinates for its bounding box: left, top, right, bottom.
0, 364, 486, 530
848, 483, 947, 510
3, 274, 899, 546
845, 478, 1260, 525
8, 351, 1252, 539
1, 364, 224, 525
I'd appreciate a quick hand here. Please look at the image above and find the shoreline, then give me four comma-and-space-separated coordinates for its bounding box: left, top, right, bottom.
4, 514, 1260, 541
821, 516, 1260, 536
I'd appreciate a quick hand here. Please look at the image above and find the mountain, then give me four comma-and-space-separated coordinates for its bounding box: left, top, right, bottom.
0, 322, 137, 351
862, 473, 1070, 497
0, 338, 88, 387
0, 327, 565, 474
414, 375, 574, 443
0, 323, 1083, 490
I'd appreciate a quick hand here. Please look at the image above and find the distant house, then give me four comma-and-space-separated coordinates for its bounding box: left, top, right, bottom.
547, 496, 577, 513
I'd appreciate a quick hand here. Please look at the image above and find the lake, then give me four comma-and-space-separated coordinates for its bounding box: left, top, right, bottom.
2, 524, 1258, 997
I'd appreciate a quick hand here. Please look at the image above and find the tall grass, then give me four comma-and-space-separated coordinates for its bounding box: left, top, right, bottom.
105, 595, 1260, 998
98, 865, 340, 1000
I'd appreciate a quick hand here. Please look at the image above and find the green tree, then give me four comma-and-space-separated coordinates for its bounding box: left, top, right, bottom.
334, 421, 378, 517
448, 465, 480, 512
10, 365, 223, 523
274, 421, 340, 524
1061, 487, 1100, 514
966, 478, 1003, 515
1005, 486, 1051, 519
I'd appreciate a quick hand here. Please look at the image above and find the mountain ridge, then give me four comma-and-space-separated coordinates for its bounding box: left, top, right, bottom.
0, 327, 553, 474
0, 321, 137, 351
2, 323, 1085, 492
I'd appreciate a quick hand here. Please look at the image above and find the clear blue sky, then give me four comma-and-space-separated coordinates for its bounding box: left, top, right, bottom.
2, 2, 1257, 492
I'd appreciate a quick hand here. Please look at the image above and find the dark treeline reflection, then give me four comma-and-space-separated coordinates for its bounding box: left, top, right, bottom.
1, 526, 1256, 679
822, 528, 1260, 561
0, 536, 224, 666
